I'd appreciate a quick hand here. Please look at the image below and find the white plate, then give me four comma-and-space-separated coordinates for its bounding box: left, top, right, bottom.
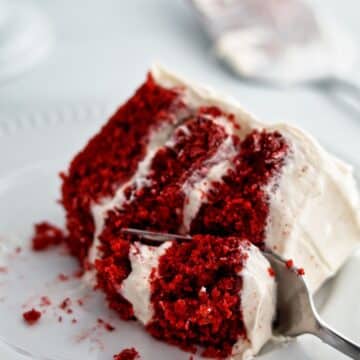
0, 106, 359, 360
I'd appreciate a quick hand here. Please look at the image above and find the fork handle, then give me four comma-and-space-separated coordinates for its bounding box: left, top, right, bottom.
315, 320, 360, 359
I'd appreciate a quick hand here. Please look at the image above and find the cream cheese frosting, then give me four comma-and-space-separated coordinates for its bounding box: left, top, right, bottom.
265, 125, 360, 291
120, 241, 171, 325
232, 243, 276, 360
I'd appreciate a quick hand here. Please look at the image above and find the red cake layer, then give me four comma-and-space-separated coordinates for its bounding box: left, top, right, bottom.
113, 348, 139, 360
148, 235, 249, 358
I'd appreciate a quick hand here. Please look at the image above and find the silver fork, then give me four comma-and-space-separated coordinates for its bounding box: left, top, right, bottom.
122, 228, 360, 359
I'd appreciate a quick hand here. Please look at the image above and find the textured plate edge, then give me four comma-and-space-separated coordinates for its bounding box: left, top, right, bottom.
0, 102, 117, 137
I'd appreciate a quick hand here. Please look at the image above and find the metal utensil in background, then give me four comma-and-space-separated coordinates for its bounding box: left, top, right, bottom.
122, 228, 192, 243
122, 228, 360, 359
189, 0, 360, 119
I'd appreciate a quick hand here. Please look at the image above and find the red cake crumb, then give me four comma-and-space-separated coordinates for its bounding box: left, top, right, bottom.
72, 318, 77, 324
105, 323, 115, 332
59, 297, 72, 312
58, 273, 69, 281
58, 316, 63, 323
97, 318, 115, 332
297, 268, 305, 276
147, 235, 249, 358
32, 222, 66, 251
73, 269, 84, 278
40, 296, 51, 307
0, 266, 7, 273
23, 309, 41, 325
113, 348, 139, 360
285, 259, 294, 269
268, 267, 276, 277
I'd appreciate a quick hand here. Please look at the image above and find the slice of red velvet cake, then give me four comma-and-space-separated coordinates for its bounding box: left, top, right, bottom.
58, 66, 360, 359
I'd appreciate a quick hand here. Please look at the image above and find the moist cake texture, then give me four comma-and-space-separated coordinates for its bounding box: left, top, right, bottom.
58, 65, 360, 358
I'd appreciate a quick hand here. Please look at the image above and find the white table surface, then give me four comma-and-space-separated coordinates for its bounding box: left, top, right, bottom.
0, 0, 359, 163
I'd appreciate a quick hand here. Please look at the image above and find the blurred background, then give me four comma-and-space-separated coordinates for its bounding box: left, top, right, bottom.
0, 0, 359, 165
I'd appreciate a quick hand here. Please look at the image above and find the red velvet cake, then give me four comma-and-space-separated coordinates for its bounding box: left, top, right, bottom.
56, 66, 360, 359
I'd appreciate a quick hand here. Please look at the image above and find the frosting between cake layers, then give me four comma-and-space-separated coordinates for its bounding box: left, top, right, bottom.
120, 241, 171, 325
232, 243, 276, 360
181, 115, 238, 233
264, 124, 360, 291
